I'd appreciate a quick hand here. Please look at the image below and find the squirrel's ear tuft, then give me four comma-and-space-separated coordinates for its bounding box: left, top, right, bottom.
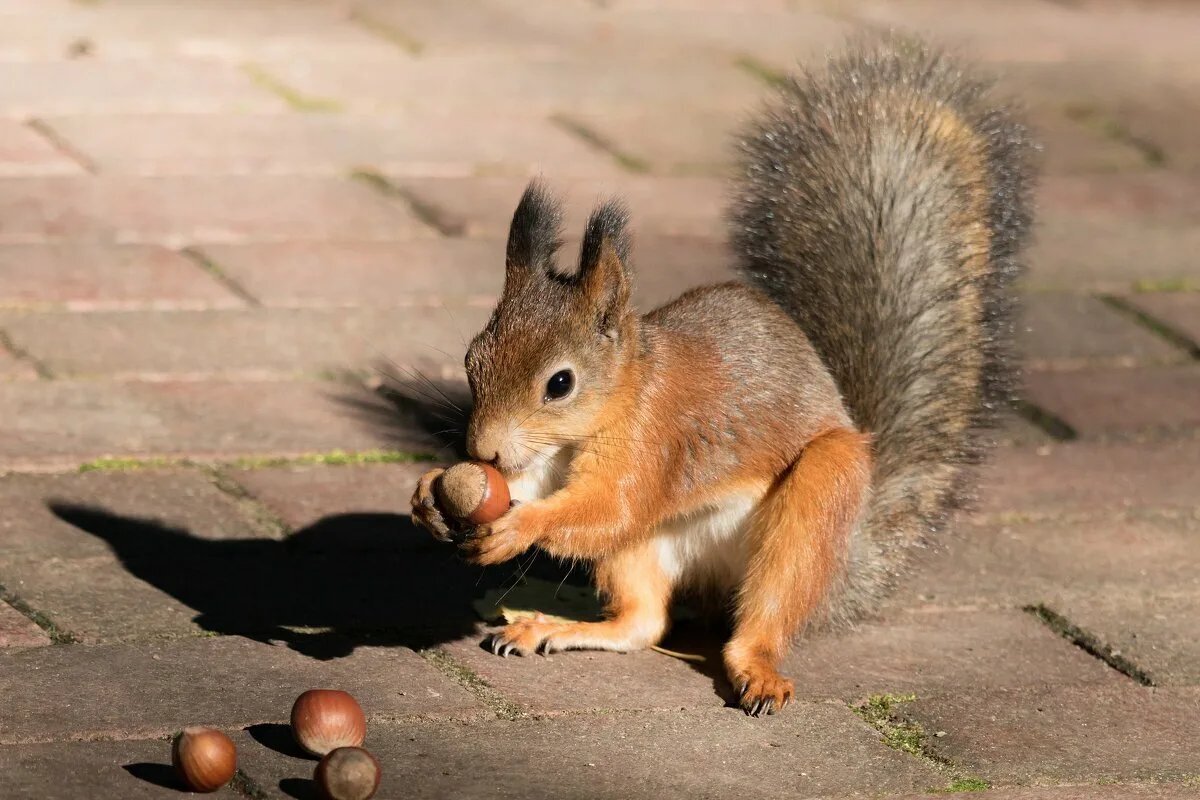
505, 179, 564, 285
577, 198, 633, 339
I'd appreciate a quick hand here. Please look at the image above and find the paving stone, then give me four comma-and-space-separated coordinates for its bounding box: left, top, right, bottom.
0, 119, 82, 177
780, 610, 1124, 701
1019, 293, 1184, 369
1028, 173, 1200, 292
0, 0, 397, 62
0, 343, 37, 380
0, 306, 489, 378
0, 738, 243, 799
201, 235, 733, 311
43, 113, 621, 177
886, 788, 1200, 800
1024, 365, 1200, 440
201, 239, 506, 308
0, 470, 267, 559
238, 706, 944, 800
394, 176, 726, 238
0, 60, 282, 117
442, 630, 726, 713
0, 636, 481, 744
975, 440, 1200, 518
226, 462, 436, 536
0, 380, 429, 470
0, 243, 242, 310
890, 513, 1200, 612
0, 601, 49, 648
1029, 217, 1200, 293
905, 686, 1200, 785
555, 109, 734, 175
1057, 588, 1200, 686
0, 176, 434, 245
1125, 292, 1200, 346
262, 53, 763, 115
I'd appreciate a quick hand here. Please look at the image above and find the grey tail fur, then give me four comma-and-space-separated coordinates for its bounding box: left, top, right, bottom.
729, 37, 1036, 622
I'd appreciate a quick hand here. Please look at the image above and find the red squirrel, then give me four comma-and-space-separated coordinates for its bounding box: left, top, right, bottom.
411, 38, 1035, 716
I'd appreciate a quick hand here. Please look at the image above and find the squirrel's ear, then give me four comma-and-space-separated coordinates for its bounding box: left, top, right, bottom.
505, 180, 563, 288
577, 199, 632, 339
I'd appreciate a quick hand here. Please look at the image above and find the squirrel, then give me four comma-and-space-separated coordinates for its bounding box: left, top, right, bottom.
410, 37, 1034, 716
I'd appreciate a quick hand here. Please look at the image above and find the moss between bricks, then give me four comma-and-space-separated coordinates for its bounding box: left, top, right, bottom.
241, 63, 342, 113
851, 693, 990, 793
419, 648, 524, 721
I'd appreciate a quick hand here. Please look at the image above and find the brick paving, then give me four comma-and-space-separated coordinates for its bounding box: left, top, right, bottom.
0, 1, 1197, 798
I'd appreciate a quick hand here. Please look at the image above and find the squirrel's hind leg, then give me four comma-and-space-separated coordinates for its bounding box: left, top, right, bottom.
726, 426, 871, 716
487, 539, 671, 657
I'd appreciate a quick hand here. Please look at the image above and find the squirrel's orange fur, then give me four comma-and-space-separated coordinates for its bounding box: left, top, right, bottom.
410, 38, 1034, 716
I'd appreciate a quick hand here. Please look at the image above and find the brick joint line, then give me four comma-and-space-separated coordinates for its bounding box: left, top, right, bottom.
204, 466, 293, 540
1099, 294, 1200, 360
25, 118, 98, 174
351, 169, 465, 236
418, 647, 525, 721
0, 582, 79, 644
0, 328, 55, 380
349, 8, 425, 55
549, 114, 651, 174
1023, 603, 1155, 687
1012, 398, 1077, 441
178, 246, 264, 308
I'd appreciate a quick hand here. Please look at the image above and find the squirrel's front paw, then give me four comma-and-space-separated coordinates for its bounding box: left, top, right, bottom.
409, 467, 454, 542
460, 507, 533, 565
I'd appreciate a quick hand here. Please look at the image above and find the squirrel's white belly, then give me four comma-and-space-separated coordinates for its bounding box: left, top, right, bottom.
652, 496, 757, 591
511, 449, 757, 591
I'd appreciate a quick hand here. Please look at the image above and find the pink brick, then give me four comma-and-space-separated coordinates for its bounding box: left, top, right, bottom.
0, 306, 488, 378
0, 379, 435, 470
0, 176, 435, 244
1025, 365, 1200, 439
0, 60, 283, 117
199, 235, 733, 310
394, 176, 726, 238
263, 52, 762, 116
0, 601, 49, 648
0, 243, 242, 310
0, 120, 82, 176
1018, 293, 1184, 369
1125, 293, 1200, 347
42, 113, 620, 178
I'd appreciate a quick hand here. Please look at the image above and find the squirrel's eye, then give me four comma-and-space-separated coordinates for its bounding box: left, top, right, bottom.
544, 369, 575, 401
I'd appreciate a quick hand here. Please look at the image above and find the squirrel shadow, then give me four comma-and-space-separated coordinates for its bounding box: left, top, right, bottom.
49, 503, 581, 660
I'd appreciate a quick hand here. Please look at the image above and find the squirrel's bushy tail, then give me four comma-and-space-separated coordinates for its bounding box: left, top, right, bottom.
730, 38, 1035, 622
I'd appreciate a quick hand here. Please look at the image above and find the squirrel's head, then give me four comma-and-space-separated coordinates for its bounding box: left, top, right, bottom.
464, 181, 637, 475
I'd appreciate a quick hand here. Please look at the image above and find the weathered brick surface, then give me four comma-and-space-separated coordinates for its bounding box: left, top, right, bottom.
975, 440, 1200, 518
0, 380, 428, 470
201, 235, 733, 311
0, 120, 83, 176
261, 53, 763, 116
394, 176, 726, 238
43, 113, 622, 177
0, 306, 489, 378
0, 176, 434, 245
0, 601, 49, 648
890, 513, 1200, 611
1126, 292, 1200, 346
1025, 365, 1200, 439
225, 462, 434, 535
237, 706, 945, 800
0, 343, 37, 380
906, 686, 1200, 785
0, 636, 481, 744
0, 243, 242, 310
0, 60, 283, 117
1019, 293, 1184, 368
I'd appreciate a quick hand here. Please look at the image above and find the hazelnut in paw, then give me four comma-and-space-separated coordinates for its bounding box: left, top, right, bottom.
460, 506, 534, 565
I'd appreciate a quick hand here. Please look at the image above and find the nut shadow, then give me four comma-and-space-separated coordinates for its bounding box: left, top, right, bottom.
245, 723, 313, 761
122, 762, 186, 791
